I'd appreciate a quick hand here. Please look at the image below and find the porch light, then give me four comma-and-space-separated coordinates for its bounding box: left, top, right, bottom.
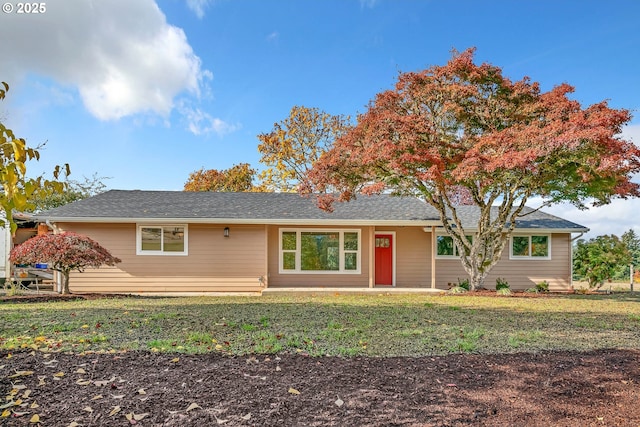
224, 227, 230, 238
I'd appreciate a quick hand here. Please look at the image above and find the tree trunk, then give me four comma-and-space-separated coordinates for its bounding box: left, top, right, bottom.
469, 270, 486, 291
61, 272, 71, 295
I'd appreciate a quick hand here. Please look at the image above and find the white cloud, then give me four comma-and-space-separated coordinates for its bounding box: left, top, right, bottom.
186, 0, 214, 19
0, 0, 208, 121
178, 101, 240, 136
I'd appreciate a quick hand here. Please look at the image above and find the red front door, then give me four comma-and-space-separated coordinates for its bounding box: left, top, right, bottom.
375, 234, 393, 286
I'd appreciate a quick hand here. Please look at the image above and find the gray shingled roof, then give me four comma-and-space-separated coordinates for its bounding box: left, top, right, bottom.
37, 190, 588, 231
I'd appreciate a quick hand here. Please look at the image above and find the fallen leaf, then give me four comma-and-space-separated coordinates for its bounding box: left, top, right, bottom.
335, 397, 344, 407
133, 413, 148, 421
137, 388, 146, 395
1, 409, 10, 418
288, 387, 300, 395
29, 414, 40, 423
111, 394, 125, 399
83, 406, 93, 413
186, 402, 201, 412
53, 372, 65, 378
75, 368, 86, 374
215, 416, 229, 424
241, 413, 252, 420
91, 395, 103, 400
275, 366, 282, 372
22, 390, 31, 398
68, 422, 79, 427
9, 370, 34, 378
109, 406, 121, 417
171, 358, 179, 363
37, 377, 46, 386
76, 379, 92, 386
30, 402, 39, 409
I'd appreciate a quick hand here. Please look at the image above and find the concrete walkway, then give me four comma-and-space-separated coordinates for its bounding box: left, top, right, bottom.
262, 287, 446, 295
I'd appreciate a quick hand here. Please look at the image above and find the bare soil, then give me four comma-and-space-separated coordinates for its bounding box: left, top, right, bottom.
1, 348, 639, 426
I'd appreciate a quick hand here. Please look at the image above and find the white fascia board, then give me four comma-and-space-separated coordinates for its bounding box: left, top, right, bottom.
428, 226, 589, 234
43, 217, 443, 227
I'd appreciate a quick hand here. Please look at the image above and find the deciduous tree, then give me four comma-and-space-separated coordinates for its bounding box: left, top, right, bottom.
303, 48, 640, 290
9, 232, 121, 294
184, 163, 257, 192
28, 173, 109, 212
573, 235, 631, 288
257, 106, 351, 192
1, 82, 69, 230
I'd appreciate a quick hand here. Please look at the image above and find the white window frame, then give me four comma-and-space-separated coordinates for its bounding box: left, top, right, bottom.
509, 234, 551, 260
435, 233, 473, 259
136, 224, 189, 256
279, 228, 361, 274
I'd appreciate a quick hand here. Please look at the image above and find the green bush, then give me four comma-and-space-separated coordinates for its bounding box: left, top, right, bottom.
457, 278, 470, 291
536, 280, 550, 293
525, 287, 538, 293
448, 286, 468, 294
496, 287, 512, 296
495, 277, 510, 291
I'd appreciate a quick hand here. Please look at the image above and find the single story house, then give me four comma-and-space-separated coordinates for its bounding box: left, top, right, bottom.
37, 190, 588, 294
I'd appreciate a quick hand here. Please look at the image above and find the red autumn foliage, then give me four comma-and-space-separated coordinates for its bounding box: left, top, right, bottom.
10, 232, 121, 294
304, 48, 640, 290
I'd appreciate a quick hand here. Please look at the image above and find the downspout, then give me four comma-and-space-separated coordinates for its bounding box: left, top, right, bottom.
431, 226, 436, 289
45, 220, 62, 292
569, 231, 587, 291
45, 220, 60, 234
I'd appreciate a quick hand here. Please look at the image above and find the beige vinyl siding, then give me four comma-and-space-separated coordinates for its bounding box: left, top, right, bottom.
435, 233, 572, 290
376, 226, 432, 288
56, 223, 266, 293
266, 225, 371, 288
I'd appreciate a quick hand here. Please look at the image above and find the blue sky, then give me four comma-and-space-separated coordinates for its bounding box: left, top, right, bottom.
1, 0, 639, 238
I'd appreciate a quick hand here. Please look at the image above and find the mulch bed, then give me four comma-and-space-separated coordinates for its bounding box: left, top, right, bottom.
1, 349, 639, 426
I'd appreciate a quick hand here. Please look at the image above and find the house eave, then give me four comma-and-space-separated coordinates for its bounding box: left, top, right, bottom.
40, 216, 443, 227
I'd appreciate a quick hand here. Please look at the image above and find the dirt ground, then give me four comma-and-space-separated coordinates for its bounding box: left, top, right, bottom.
1, 348, 639, 426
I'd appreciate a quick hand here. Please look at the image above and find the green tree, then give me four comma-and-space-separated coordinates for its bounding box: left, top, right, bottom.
573, 235, 631, 288
0, 82, 68, 231
28, 173, 108, 212
612, 229, 640, 279
184, 163, 257, 192
257, 106, 351, 192
303, 49, 640, 290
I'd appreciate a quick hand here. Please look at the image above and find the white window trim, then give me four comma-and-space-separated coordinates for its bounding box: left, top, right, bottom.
136, 224, 189, 256
509, 234, 551, 260
435, 233, 473, 259
279, 228, 361, 274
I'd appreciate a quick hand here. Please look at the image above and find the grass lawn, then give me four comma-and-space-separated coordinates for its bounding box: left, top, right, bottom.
1, 293, 639, 356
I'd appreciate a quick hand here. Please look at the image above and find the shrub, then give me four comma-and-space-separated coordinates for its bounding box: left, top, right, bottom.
457, 278, 470, 291
496, 287, 512, 296
495, 277, 510, 291
525, 287, 538, 293
448, 286, 468, 294
536, 280, 550, 293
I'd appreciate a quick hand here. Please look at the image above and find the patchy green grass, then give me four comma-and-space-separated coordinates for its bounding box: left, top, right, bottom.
1, 293, 639, 356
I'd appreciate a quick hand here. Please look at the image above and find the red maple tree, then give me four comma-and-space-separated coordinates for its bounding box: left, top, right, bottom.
303, 48, 640, 290
10, 232, 121, 294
